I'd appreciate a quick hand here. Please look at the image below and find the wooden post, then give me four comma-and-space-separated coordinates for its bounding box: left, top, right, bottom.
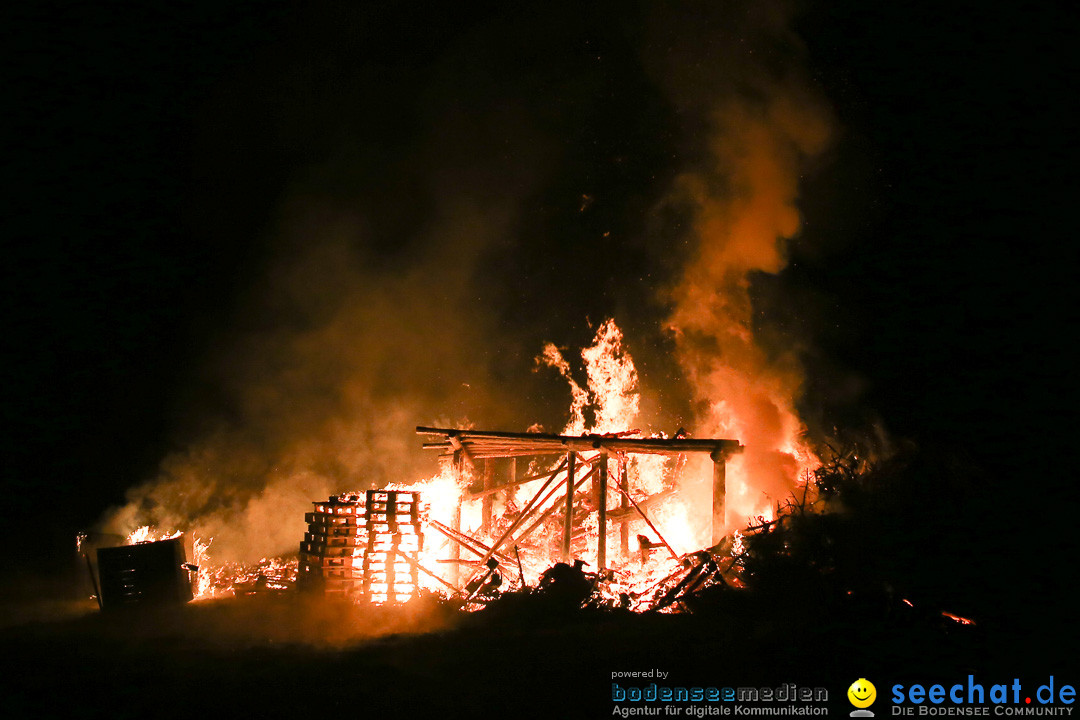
711, 448, 727, 546
481, 459, 494, 534
507, 457, 517, 506
451, 449, 463, 586
618, 455, 629, 557
596, 449, 608, 571
562, 452, 576, 562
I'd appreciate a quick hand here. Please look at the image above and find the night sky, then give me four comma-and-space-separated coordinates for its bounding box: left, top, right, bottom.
4, 0, 1074, 626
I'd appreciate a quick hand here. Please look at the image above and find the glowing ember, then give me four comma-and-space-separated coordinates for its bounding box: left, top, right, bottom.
941, 611, 976, 626
199, 556, 297, 599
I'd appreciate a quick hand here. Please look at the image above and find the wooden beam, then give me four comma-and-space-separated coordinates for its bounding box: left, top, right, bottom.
509, 463, 597, 548
596, 449, 608, 571
481, 458, 493, 533
610, 481, 680, 562
449, 435, 475, 468
562, 452, 576, 562
464, 467, 566, 586
711, 448, 728, 546
395, 550, 461, 595
508, 458, 516, 501
513, 545, 526, 588
618, 455, 629, 557
451, 451, 463, 586
427, 519, 514, 565
606, 488, 676, 522
466, 458, 568, 500
417, 426, 743, 458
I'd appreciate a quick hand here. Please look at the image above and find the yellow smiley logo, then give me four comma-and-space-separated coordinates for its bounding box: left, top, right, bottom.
848, 679, 877, 708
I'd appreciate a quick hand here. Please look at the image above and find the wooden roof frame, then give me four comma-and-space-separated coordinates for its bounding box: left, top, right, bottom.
417, 426, 744, 569
416, 426, 744, 461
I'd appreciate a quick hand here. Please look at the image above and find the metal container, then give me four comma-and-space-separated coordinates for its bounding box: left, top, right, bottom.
96, 536, 193, 610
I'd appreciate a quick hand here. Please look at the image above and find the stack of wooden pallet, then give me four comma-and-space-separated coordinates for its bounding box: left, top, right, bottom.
362, 489, 423, 604
298, 493, 367, 597
299, 490, 425, 603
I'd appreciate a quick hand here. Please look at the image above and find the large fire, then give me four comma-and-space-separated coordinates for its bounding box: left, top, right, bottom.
116, 318, 817, 610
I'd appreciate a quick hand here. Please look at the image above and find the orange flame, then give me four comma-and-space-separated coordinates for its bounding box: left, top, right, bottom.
666, 94, 830, 528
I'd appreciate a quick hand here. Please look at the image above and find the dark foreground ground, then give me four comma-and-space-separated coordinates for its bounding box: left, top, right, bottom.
1, 586, 1071, 720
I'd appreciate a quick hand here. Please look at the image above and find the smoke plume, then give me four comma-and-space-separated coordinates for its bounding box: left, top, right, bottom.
102, 197, 534, 561
100, 1, 836, 560
647, 1, 833, 523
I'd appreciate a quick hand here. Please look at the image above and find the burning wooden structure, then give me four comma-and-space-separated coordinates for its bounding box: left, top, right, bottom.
416, 426, 743, 586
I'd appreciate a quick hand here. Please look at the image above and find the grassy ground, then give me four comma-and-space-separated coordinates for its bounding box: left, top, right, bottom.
1, 587, 1058, 720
